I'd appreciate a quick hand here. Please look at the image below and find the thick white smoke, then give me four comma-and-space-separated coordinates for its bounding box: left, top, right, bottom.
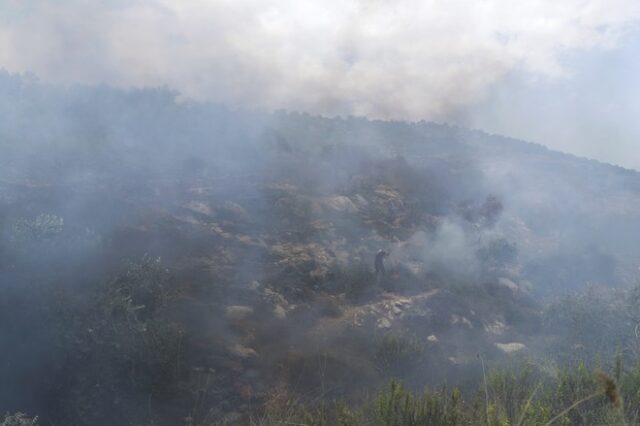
0, 0, 639, 120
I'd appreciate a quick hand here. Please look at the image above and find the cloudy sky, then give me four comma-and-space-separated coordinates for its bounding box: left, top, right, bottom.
1, 0, 639, 168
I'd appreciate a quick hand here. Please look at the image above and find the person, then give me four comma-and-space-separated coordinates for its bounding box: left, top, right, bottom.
375, 250, 388, 274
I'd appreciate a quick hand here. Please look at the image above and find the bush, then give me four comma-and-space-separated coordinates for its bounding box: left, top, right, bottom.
105, 255, 173, 322
543, 286, 632, 364
476, 238, 517, 268
99, 255, 183, 392
483, 365, 550, 425
52, 256, 185, 424
0, 413, 38, 426
249, 361, 629, 426
374, 334, 425, 378
375, 381, 461, 426
11, 214, 63, 241
334, 263, 376, 301
255, 384, 362, 426
458, 195, 503, 228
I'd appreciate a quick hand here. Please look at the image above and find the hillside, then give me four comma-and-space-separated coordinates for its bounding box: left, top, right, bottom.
2, 75, 640, 424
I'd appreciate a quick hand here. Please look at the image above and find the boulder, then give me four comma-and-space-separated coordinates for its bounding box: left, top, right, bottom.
225, 305, 254, 322
495, 342, 526, 354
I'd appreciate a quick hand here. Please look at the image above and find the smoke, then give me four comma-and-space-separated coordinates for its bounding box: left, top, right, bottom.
2, 72, 640, 423
2, 3, 640, 420
1, 0, 639, 121
394, 222, 480, 280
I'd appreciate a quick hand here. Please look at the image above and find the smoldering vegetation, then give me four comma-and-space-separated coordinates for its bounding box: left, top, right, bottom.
2, 72, 640, 425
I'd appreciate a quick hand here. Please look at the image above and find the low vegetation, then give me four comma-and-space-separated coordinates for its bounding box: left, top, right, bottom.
0, 413, 38, 426
250, 360, 639, 426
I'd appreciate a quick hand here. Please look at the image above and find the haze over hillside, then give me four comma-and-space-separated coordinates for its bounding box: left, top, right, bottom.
2, 1, 640, 424
2, 75, 640, 424
2, 1, 640, 169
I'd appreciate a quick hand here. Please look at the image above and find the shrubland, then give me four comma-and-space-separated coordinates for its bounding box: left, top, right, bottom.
2, 74, 640, 424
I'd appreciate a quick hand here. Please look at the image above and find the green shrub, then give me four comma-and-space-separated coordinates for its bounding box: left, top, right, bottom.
0, 413, 38, 426
100, 255, 183, 392
54, 256, 185, 424
11, 213, 64, 241
543, 286, 632, 364
248, 362, 629, 426
620, 358, 640, 423
483, 365, 550, 426
374, 334, 425, 378
375, 380, 461, 426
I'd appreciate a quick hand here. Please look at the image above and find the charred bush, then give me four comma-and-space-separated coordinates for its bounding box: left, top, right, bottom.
332, 263, 377, 302
476, 238, 518, 268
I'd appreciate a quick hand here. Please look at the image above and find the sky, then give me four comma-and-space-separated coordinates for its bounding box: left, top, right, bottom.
0, 0, 639, 169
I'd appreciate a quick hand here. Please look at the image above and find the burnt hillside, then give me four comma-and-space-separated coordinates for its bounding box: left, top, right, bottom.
2, 74, 640, 425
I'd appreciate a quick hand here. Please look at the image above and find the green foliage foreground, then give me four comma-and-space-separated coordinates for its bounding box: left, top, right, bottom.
6, 359, 639, 425
251, 359, 640, 426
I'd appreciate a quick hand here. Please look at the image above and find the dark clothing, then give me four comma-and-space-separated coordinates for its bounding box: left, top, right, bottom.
375, 251, 387, 274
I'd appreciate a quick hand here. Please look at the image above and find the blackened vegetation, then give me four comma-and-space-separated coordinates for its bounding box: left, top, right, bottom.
2, 74, 640, 424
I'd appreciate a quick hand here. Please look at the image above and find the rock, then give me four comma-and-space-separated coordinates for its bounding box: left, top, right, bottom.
273, 304, 287, 319
322, 195, 358, 213
229, 343, 258, 359
378, 317, 392, 329
221, 201, 248, 220
208, 222, 233, 239
183, 201, 213, 216
236, 234, 254, 245
498, 277, 519, 292
225, 306, 254, 322
451, 314, 473, 328
263, 288, 289, 308
484, 320, 506, 335
352, 194, 369, 208
495, 342, 526, 354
